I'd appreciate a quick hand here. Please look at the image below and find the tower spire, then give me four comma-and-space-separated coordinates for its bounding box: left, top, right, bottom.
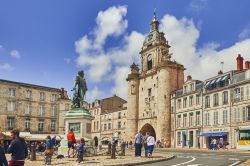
151, 8, 159, 31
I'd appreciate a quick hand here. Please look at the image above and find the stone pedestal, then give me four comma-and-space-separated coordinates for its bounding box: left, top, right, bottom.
58, 107, 94, 156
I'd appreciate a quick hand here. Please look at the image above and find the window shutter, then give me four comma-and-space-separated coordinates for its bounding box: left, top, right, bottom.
241, 87, 244, 100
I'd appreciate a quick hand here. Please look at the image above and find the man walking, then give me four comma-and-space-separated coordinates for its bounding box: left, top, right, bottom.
7, 129, 28, 166
67, 128, 76, 157
134, 131, 143, 157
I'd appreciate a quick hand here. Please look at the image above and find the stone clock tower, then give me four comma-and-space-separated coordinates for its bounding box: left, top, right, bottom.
126, 14, 185, 147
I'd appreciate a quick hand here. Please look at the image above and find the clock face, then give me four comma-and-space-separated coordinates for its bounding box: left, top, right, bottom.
147, 55, 152, 61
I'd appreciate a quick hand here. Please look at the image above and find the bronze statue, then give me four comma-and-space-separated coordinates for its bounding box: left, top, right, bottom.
71, 70, 87, 108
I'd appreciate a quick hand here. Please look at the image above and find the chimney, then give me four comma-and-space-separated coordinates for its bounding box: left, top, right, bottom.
245, 61, 250, 69
236, 54, 244, 71
187, 75, 192, 81
218, 70, 223, 75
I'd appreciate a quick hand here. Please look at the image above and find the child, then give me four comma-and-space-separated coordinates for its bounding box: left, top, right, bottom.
45, 135, 53, 165
77, 138, 85, 163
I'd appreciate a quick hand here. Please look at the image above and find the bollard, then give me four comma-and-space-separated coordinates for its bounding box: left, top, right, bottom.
111, 143, 116, 159
107, 143, 111, 155
121, 142, 125, 156
30, 144, 36, 161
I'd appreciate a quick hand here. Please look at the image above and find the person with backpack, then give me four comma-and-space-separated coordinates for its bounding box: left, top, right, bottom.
76, 138, 85, 163
134, 131, 143, 157
44, 135, 53, 165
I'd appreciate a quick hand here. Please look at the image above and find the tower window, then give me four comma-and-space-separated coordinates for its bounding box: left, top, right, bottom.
147, 55, 152, 70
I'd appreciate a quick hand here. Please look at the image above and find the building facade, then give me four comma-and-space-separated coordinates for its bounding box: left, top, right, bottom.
88, 95, 127, 145
0, 79, 70, 135
171, 54, 250, 149
126, 14, 185, 147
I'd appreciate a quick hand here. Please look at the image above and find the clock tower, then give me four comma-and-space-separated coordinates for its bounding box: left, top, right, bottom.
126, 13, 185, 147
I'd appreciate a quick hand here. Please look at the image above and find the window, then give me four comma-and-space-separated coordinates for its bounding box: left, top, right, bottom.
118, 112, 121, 119
190, 84, 194, 91
184, 86, 187, 93
189, 96, 193, 107
97, 121, 99, 131
205, 96, 210, 108
108, 123, 111, 129
8, 88, 16, 97
118, 121, 121, 129
196, 112, 201, 126
214, 111, 218, 125
247, 106, 250, 121
177, 115, 181, 128
204, 112, 210, 126
86, 123, 91, 134
51, 94, 57, 102
51, 105, 57, 117
196, 94, 200, 105
234, 108, 241, 123
223, 110, 228, 124
25, 103, 32, 114
104, 124, 107, 130
25, 119, 30, 131
7, 117, 15, 130
177, 100, 182, 109
177, 132, 181, 145
7, 101, 16, 111
189, 113, 194, 126
234, 88, 241, 102
222, 91, 228, 105
50, 120, 56, 131
147, 55, 152, 70
183, 114, 187, 127
39, 105, 44, 116
26, 90, 32, 99
246, 86, 249, 99
148, 88, 152, 97
38, 120, 44, 131
213, 93, 219, 106
183, 98, 187, 108
131, 85, 136, 94
40, 92, 45, 101
242, 107, 246, 122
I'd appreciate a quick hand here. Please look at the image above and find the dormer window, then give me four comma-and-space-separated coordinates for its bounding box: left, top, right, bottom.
147, 55, 152, 70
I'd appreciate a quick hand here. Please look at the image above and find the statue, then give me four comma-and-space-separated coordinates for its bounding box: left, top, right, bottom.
71, 70, 87, 108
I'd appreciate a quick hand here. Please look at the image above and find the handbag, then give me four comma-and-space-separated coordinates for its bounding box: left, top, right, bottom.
45, 148, 54, 156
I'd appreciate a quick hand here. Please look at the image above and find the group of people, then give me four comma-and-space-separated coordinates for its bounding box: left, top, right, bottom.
209, 137, 229, 150
0, 129, 28, 166
134, 131, 155, 157
67, 128, 85, 163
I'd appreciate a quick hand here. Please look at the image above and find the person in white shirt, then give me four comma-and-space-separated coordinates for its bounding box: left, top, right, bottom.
146, 133, 155, 157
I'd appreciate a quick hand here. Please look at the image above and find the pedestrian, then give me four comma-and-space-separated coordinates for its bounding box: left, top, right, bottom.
67, 128, 76, 158
143, 132, 149, 157
7, 129, 28, 166
76, 138, 85, 163
129, 140, 133, 149
44, 135, 53, 165
146, 133, 155, 157
0, 143, 8, 166
134, 131, 143, 157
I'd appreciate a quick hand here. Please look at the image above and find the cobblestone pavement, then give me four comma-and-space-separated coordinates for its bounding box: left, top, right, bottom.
6, 149, 173, 166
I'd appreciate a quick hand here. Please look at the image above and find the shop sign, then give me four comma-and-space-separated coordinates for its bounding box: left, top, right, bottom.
239, 126, 250, 130
208, 128, 228, 132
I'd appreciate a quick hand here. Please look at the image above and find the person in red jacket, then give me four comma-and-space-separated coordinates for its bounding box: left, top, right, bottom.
67, 128, 76, 157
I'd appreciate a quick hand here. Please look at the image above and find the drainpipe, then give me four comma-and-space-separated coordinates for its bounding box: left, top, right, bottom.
201, 89, 204, 149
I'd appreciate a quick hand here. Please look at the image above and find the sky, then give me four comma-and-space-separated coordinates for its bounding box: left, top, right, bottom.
1, 0, 250, 102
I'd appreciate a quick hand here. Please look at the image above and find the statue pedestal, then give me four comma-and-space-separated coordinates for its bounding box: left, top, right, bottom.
58, 107, 94, 156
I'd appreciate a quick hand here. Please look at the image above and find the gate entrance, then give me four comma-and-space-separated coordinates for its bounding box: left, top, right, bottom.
140, 123, 156, 138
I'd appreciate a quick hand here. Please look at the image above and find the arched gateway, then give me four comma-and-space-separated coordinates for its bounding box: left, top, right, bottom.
140, 123, 156, 139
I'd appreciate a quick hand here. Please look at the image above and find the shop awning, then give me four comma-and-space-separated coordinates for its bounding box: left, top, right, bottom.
200, 132, 228, 137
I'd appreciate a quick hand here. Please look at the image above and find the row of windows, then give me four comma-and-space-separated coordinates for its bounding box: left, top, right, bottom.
204, 91, 229, 108
8, 88, 58, 101
176, 111, 201, 128
7, 117, 56, 132
101, 121, 125, 131
101, 112, 126, 120
7, 101, 57, 117
177, 94, 201, 109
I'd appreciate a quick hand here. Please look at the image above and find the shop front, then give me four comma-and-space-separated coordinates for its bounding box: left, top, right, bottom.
236, 126, 250, 150
200, 128, 229, 149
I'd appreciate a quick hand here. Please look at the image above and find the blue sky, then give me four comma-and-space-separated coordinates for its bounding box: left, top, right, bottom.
0, 0, 250, 101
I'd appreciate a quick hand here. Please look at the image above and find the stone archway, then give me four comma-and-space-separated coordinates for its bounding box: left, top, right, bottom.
140, 123, 156, 139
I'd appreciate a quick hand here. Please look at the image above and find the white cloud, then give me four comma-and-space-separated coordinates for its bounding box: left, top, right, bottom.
188, 0, 208, 13
64, 58, 71, 64
86, 86, 103, 102
239, 25, 250, 40
160, 15, 250, 80
10, 50, 21, 59
0, 63, 14, 71
0, 45, 3, 49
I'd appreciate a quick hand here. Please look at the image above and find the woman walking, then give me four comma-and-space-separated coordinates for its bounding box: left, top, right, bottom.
146, 133, 155, 157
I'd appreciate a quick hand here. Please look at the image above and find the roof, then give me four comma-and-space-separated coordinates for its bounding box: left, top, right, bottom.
100, 95, 127, 114
0, 79, 62, 91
